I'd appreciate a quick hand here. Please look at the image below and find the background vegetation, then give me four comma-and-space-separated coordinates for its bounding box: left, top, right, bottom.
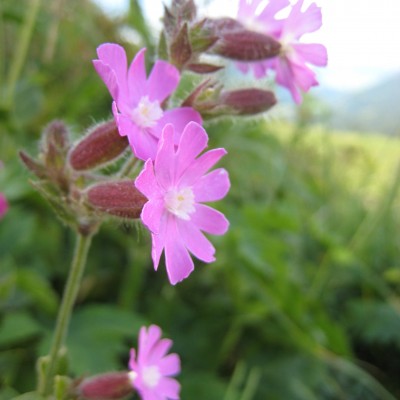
1, 1, 400, 399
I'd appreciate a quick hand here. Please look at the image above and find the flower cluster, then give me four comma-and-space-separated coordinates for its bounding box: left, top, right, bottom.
94, 44, 230, 286
20, 1, 327, 399
237, 0, 328, 103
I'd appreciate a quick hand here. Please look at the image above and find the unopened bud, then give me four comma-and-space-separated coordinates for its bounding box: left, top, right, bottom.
188, 63, 223, 74
87, 181, 146, 219
41, 120, 70, 171
221, 89, 277, 115
189, 19, 219, 53
43, 120, 69, 152
213, 30, 281, 61
19, 151, 47, 179
77, 372, 133, 400
69, 121, 129, 171
170, 23, 192, 69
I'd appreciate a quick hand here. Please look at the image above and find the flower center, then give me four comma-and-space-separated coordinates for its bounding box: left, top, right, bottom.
142, 365, 161, 388
165, 187, 195, 220
131, 96, 163, 128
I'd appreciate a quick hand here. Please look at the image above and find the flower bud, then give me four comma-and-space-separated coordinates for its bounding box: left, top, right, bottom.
220, 89, 277, 115
69, 121, 129, 171
86, 181, 147, 219
170, 23, 192, 69
212, 30, 281, 61
19, 150, 47, 179
41, 120, 70, 172
188, 63, 223, 74
77, 372, 133, 400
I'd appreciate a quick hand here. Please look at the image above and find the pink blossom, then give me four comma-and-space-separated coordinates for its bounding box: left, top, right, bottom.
0, 162, 8, 219
0, 193, 7, 219
129, 325, 181, 400
237, 0, 328, 103
93, 44, 202, 160
135, 122, 230, 285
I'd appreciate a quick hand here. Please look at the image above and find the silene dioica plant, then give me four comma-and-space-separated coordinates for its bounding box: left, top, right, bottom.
8, 0, 327, 398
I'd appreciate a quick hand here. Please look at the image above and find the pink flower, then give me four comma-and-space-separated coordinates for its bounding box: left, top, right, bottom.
129, 325, 181, 400
0, 193, 7, 219
135, 121, 230, 285
237, 0, 328, 103
0, 162, 8, 219
93, 44, 202, 160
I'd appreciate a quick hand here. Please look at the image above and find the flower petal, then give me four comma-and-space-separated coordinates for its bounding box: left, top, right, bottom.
128, 48, 147, 103
148, 338, 173, 364
177, 219, 216, 263
138, 325, 162, 365
129, 348, 137, 370
141, 199, 165, 234
283, 1, 323, 39
176, 122, 208, 178
292, 43, 327, 67
154, 124, 176, 188
135, 159, 159, 199
148, 60, 180, 103
164, 216, 194, 285
0, 193, 8, 219
193, 168, 230, 202
158, 377, 180, 399
130, 127, 159, 161
275, 57, 302, 104
95, 43, 128, 103
258, 0, 290, 20
179, 148, 227, 187
156, 108, 202, 144
93, 60, 120, 103
158, 353, 181, 376
191, 204, 229, 235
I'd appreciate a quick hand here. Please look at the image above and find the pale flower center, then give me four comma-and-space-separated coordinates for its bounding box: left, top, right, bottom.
131, 96, 163, 128
142, 365, 161, 388
165, 187, 195, 220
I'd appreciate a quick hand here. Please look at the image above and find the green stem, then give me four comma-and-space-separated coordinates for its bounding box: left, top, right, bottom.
4, 0, 41, 108
40, 232, 93, 396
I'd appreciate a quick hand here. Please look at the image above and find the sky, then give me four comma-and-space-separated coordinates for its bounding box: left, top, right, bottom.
94, 0, 400, 92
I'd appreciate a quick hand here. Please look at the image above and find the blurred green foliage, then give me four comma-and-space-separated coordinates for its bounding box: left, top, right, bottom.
1, 1, 400, 399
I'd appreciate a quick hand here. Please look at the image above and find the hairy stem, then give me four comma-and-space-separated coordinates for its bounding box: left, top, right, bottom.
40, 232, 93, 396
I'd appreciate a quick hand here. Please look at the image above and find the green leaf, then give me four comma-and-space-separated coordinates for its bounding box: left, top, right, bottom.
66, 304, 146, 374
0, 312, 42, 346
17, 269, 59, 315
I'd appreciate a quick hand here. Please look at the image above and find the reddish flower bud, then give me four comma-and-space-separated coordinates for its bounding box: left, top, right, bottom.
69, 121, 129, 171
188, 63, 223, 74
77, 372, 133, 400
170, 23, 192, 69
86, 181, 146, 219
213, 30, 281, 61
220, 89, 277, 115
41, 120, 70, 173
19, 150, 47, 179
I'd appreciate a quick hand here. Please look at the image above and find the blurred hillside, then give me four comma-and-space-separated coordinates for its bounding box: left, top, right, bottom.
322, 73, 400, 136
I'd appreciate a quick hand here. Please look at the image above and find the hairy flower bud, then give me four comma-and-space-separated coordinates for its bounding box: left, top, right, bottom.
69, 121, 129, 171
213, 29, 281, 61
170, 23, 192, 69
87, 181, 146, 219
188, 63, 223, 74
220, 89, 277, 115
77, 372, 133, 400
41, 120, 70, 178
